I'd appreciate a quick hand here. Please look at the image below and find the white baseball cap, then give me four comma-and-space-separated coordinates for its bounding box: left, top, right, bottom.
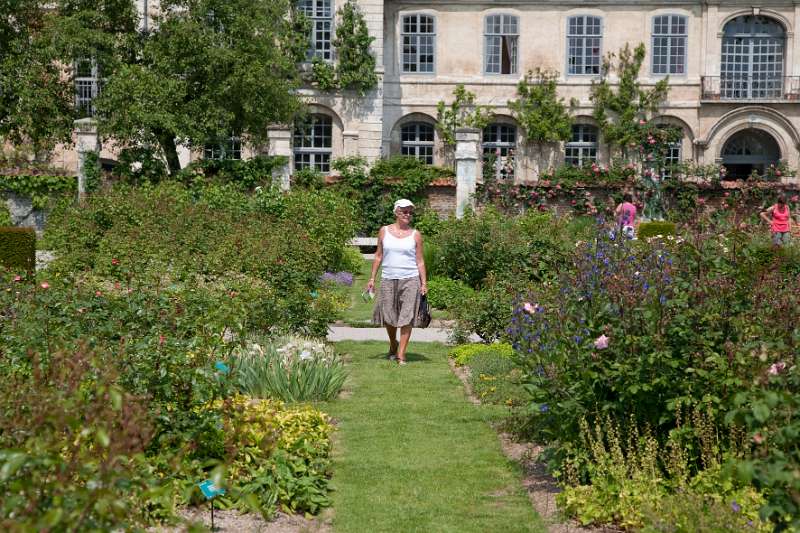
393, 198, 415, 210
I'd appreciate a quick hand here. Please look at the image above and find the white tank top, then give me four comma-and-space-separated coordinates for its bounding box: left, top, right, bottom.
381, 227, 419, 280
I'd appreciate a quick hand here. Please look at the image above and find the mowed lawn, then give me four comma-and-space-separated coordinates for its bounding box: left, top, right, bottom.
324, 341, 543, 533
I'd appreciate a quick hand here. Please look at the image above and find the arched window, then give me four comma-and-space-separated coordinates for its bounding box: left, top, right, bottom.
294, 114, 332, 172
721, 128, 781, 178
400, 122, 434, 164
565, 124, 598, 166
485, 14, 518, 74
482, 123, 516, 178
402, 14, 435, 73
652, 15, 687, 75
567, 16, 602, 75
721, 16, 785, 99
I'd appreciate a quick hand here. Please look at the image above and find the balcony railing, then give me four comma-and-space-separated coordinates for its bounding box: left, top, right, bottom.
701, 75, 800, 101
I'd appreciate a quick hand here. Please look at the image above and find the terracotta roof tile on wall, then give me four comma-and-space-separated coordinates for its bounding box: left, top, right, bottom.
321, 175, 456, 187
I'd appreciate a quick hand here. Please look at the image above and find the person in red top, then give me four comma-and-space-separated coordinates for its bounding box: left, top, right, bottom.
614, 193, 638, 239
761, 194, 792, 246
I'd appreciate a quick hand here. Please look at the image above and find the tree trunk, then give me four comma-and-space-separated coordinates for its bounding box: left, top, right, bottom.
156, 131, 182, 176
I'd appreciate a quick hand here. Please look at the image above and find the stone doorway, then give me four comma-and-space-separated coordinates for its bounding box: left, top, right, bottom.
721, 128, 781, 178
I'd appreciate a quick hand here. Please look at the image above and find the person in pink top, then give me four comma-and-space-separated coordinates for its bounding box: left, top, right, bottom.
614, 193, 637, 239
761, 194, 792, 246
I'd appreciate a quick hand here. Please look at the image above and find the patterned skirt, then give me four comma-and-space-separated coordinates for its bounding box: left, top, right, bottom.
372, 277, 421, 328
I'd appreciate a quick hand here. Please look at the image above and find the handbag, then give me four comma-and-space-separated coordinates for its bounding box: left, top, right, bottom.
416, 293, 432, 328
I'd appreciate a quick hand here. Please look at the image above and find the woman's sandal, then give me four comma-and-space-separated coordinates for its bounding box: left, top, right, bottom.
397, 359, 407, 365
388, 340, 399, 360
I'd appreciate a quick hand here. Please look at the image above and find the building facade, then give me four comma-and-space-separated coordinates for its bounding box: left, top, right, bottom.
56, 1, 800, 182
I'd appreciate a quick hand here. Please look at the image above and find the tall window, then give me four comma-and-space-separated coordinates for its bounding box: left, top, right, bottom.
651, 125, 683, 178
483, 124, 516, 178
402, 14, 435, 73
294, 114, 332, 172
567, 16, 602, 75
565, 124, 598, 166
298, 0, 333, 60
484, 14, 518, 75
75, 58, 100, 117
652, 15, 687, 75
401, 122, 434, 164
204, 136, 242, 160
721, 16, 785, 99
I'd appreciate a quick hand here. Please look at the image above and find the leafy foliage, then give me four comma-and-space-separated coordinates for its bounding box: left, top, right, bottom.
94, 0, 307, 175
0, 175, 76, 209
435, 85, 493, 147
234, 336, 347, 402
426, 276, 475, 311
590, 44, 670, 157
0, 227, 35, 272
329, 0, 378, 95
508, 69, 573, 144
449, 342, 513, 367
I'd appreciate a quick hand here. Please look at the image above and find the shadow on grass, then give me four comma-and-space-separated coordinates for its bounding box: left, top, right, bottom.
366, 350, 431, 363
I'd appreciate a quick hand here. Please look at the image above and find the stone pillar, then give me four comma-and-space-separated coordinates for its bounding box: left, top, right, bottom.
455, 127, 481, 218
343, 130, 360, 156
74, 118, 100, 202
267, 126, 292, 191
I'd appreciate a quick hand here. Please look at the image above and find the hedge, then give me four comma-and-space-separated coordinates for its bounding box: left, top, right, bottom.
638, 221, 677, 240
0, 227, 35, 272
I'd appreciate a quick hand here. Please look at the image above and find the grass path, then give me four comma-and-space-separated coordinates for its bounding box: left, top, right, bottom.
323, 341, 544, 533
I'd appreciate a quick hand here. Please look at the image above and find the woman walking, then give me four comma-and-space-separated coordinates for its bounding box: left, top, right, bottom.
761, 194, 792, 246
366, 199, 427, 365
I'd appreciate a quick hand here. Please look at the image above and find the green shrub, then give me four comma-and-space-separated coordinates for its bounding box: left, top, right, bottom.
427, 276, 475, 310
637, 220, 677, 239
0, 227, 35, 272
453, 276, 516, 342
233, 335, 347, 402
176, 155, 287, 190
434, 207, 568, 288
467, 351, 526, 406
449, 342, 513, 366
0, 197, 12, 226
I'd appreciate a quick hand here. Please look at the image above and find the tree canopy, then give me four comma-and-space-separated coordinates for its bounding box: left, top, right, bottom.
0, 0, 309, 173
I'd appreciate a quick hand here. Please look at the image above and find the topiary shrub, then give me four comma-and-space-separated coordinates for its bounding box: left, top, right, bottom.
637, 221, 676, 240
0, 227, 35, 272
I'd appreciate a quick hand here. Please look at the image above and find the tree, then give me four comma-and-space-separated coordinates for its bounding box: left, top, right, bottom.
330, 0, 377, 95
590, 43, 670, 159
509, 69, 573, 145
435, 84, 493, 148
508, 69, 574, 171
96, 0, 308, 175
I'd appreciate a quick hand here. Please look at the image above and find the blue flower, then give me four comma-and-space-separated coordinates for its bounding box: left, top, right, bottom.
731, 501, 741, 513
659, 294, 667, 305
574, 336, 582, 345
539, 404, 549, 413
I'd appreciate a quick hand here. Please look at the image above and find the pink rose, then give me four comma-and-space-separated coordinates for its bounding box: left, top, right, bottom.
791, 195, 799, 202
523, 302, 535, 314
13, 275, 21, 282
111, 258, 120, 266
639, 119, 647, 125
768, 362, 786, 375
776, 170, 782, 177
95, 290, 102, 296
40, 282, 49, 289
753, 433, 764, 445
594, 334, 610, 350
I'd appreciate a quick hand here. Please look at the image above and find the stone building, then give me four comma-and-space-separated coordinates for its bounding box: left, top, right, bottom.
52, 1, 800, 183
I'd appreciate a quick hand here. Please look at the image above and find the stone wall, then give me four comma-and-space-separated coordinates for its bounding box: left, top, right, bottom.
3, 193, 47, 231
